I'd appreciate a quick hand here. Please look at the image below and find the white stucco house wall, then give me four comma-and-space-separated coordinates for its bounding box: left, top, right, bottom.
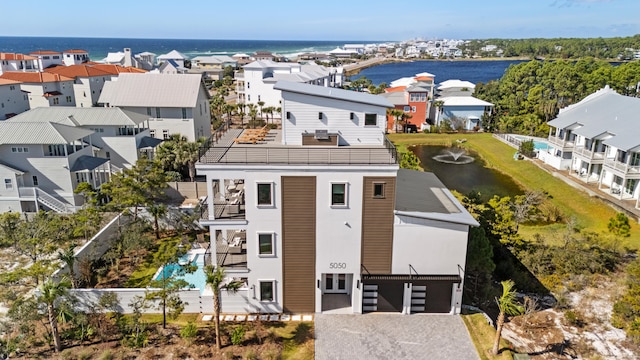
0, 79, 30, 119
0, 52, 39, 75
0, 72, 76, 109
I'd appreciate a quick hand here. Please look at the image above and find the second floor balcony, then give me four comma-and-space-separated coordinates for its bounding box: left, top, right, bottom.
573, 146, 605, 162
604, 158, 640, 176
548, 135, 575, 149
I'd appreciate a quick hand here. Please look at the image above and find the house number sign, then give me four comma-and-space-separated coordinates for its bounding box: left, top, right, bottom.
329, 262, 347, 269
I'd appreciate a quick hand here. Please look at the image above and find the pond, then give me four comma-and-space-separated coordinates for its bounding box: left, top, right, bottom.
412, 145, 524, 200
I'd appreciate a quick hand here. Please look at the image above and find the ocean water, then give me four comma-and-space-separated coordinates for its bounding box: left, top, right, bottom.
356, 59, 526, 85
0, 36, 369, 62
0, 36, 522, 85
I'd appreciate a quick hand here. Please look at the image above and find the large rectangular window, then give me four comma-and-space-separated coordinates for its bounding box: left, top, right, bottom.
373, 182, 385, 198
257, 183, 273, 206
259, 281, 274, 302
155, 107, 161, 118
181, 108, 187, 119
258, 233, 274, 256
32, 176, 39, 186
331, 183, 347, 206
4, 179, 12, 190
364, 113, 377, 126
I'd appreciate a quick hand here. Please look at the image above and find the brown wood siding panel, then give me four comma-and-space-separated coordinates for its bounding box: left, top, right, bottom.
281, 176, 316, 313
361, 177, 396, 274
301, 134, 338, 146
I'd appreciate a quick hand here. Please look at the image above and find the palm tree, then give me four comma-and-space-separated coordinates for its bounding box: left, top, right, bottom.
432, 100, 445, 126
257, 101, 265, 121
247, 104, 258, 128
205, 265, 243, 350
263, 106, 274, 124
39, 277, 72, 353
492, 280, 523, 355
387, 108, 405, 133
237, 103, 246, 128
57, 247, 77, 288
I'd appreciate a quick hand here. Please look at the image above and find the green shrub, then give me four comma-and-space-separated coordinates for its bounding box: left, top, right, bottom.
231, 325, 246, 345
565, 310, 584, 327
180, 321, 198, 344
519, 139, 536, 158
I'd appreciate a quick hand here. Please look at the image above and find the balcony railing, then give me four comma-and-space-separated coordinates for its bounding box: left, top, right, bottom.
604, 158, 640, 175
547, 136, 575, 148
573, 146, 605, 160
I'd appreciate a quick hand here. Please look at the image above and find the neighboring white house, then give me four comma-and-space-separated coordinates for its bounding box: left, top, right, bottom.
102, 48, 155, 71
433, 96, 494, 130
0, 52, 39, 75
542, 85, 640, 209
0, 121, 110, 213
0, 78, 30, 119
62, 50, 90, 66
192, 55, 237, 70
0, 72, 76, 108
195, 81, 477, 315
157, 60, 188, 74
29, 50, 64, 70
8, 107, 161, 170
236, 60, 343, 108
98, 73, 211, 141
157, 50, 188, 68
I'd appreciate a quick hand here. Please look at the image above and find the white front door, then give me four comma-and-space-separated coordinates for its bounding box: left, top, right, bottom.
324, 273, 348, 294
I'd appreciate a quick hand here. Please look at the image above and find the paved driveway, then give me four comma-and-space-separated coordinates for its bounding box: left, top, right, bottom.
315, 314, 479, 360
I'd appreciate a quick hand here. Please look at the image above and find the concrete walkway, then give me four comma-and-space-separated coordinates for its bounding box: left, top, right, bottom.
315, 314, 480, 360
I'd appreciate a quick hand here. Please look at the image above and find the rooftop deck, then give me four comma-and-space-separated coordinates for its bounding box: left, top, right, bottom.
197, 129, 398, 165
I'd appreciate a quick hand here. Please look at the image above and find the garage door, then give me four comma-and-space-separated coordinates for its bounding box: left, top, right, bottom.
425, 280, 455, 313
362, 280, 403, 313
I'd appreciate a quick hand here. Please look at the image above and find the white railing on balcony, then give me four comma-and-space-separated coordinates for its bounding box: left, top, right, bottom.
573, 146, 605, 160
604, 159, 640, 175
548, 136, 575, 148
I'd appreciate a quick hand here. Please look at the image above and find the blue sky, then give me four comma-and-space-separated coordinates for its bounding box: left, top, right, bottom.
2, 0, 638, 40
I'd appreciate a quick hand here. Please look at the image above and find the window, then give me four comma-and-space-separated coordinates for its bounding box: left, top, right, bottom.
411, 106, 416, 112
43, 56, 50, 60
155, 107, 161, 118
106, 151, 111, 159
32, 176, 38, 186
331, 183, 347, 206
162, 130, 169, 139
373, 183, 385, 198
4, 179, 12, 190
259, 281, 274, 302
150, 129, 156, 138
364, 113, 377, 126
9, 85, 15, 91
257, 183, 273, 206
146, 107, 152, 116
247, 95, 250, 101
66, 96, 72, 103
318, 112, 323, 120
53, 98, 59, 105
258, 233, 274, 256
53, 56, 59, 59
350, 112, 354, 120
258, 95, 261, 102
247, 82, 250, 89
403, 106, 410, 112
181, 108, 187, 119
286, 111, 291, 120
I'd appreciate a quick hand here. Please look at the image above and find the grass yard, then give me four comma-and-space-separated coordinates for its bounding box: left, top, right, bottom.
388, 133, 640, 249
462, 313, 514, 360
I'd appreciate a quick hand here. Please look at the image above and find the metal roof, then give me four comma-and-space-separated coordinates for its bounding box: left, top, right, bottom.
548, 86, 640, 151
157, 50, 188, 60
70, 155, 109, 172
274, 81, 393, 108
439, 96, 493, 107
380, 92, 408, 106
8, 107, 148, 126
98, 73, 206, 108
394, 169, 479, 226
0, 162, 25, 175
0, 122, 94, 145
137, 136, 163, 149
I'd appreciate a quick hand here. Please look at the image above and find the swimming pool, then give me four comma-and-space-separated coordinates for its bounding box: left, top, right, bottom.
154, 252, 208, 294
513, 135, 551, 151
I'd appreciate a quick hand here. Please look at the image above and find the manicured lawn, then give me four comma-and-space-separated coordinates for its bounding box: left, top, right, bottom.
388, 133, 640, 248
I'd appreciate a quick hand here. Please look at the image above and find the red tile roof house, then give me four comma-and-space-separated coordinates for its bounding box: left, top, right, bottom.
0, 72, 76, 108
0, 52, 40, 75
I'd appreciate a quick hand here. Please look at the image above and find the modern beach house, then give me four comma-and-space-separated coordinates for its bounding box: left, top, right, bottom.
196, 81, 477, 315
540, 85, 640, 209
